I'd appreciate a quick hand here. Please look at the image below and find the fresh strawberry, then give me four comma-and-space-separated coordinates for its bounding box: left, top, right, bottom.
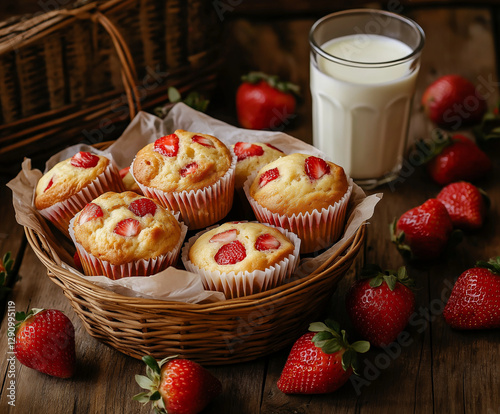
114, 218, 141, 237
436, 181, 487, 230
73, 251, 83, 272
391, 198, 455, 260
259, 167, 279, 188
277, 320, 369, 394
214, 240, 246, 265
346, 265, 415, 347
421, 74, 487, 128
14, 308, 76, 378
236, 72, 299, 130
154, 134, 179, 157
44, 175, 55, 192
305, 156, 330, 180
255, 233, 281, 251
444, 257, 500, 329
119, 166, 130, 179
129, 198, 157, 217
425, 132, 491, 185
265, 143, 284, 152
70, 151, 99, 168
209, 229, 237, 243
180, 162, 198, 177
134, 355, 222, 414
233, 142, 264, 161
192, 135, 215, 148
78, 203, 104, 225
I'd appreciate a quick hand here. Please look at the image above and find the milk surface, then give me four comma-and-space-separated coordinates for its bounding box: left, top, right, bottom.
311, 34, 418, 181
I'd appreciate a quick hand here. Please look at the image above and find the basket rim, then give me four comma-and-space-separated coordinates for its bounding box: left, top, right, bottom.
25, 222, 366, 311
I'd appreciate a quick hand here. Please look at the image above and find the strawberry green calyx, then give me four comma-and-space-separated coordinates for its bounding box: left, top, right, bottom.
475, 257, 500, 275
241, 71, 301, 96
15, 308, 45, 332
414, 129, 453, 164
309, 319, 370, 373
390, 219, 412, 260
360, 264, 415, 291
133, 355, 177, 414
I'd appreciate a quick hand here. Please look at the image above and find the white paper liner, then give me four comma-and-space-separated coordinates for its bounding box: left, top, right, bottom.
37, 156, 124, 237
181, 222, 301, 299
8, 104, 383, 303
69, 213, 188, 279
130, 153, 237, 230
243, 171, 353, 253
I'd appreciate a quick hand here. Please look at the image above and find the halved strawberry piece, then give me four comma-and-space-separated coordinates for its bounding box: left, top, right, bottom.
233, 142, 264, 161
119, 167, 130, 179
70, 151, 99, 168
114, 218, 141, 237
265, 143, 284, 153
255, 233, 281, 251
192, 135, 215, 148
129, 198, 157, 217
44, 176, 55, 192
180, 162, 198, 177
305, 156, 330, 180
209, 229, 237, 243
259, 167, 279, 188
78, 203, 103, 225
154, 134, 179, 157
214, 240, 246, 265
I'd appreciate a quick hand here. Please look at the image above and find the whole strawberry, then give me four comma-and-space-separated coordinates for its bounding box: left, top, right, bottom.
236, 72, 299, 130
14, 308, 76, 378
134, 355, 222, 414
421, 74, 487, 128
425, 133, 491, 185
277, 320, 369, 394
346, 266, 415, 347
444, 257, 500, 329
436, 181, 487, 230
391, 198, 455, 260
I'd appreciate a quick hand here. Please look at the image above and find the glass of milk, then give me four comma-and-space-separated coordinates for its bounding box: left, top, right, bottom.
310, 9, 425, 189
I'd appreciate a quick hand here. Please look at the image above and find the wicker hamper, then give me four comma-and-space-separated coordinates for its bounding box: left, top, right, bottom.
0, 0, 222, 174
26, 217, 365, 365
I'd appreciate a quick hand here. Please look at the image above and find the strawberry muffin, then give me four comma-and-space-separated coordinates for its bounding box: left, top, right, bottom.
231, 142, 285, 189
70, 191, 187, 279
245, 153, 352, 253
35, 151, 124, 237
182, 221, 300, 299
131, 129, 236, 229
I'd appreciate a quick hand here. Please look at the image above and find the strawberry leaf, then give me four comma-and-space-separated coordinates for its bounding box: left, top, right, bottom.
132, 391, 152, 404
321, 338, 343, 354
142, 355, 161, 375
382, 274, 397, 291
476, 256, 500, 275
167, 86, 182, 103
309, 322, 329, 332
324, 318, 341, 334
135, 374, 154, 390
351, 341, 371, 354
150, 391, 161, 401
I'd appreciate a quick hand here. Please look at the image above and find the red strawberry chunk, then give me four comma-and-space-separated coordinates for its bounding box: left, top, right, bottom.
129, 198, 157, 217
114, 218, 141, 237
192, 134, 215, 148
214, 240, 246, 265
265, 143, 284, 153
44, 175, 55, 192
70, 151, 100, 168
234, 142, 264, 161
259, 167, 279, 188
209, 229, 237, 243
154, 134, 179, 157
255, 233, 281, 251
78, 203, 103, 225
119, 166, 130, 179
180, 162, 199, 177
305, 156, 330, 180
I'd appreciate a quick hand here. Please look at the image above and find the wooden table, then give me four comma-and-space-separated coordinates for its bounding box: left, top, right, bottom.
1, 4, 500, 413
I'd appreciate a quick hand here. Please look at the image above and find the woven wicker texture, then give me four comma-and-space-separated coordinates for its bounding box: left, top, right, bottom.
0, 0, 222, 173
26, 223, 365, 365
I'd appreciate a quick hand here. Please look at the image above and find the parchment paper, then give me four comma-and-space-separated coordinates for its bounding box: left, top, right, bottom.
8, 103, 382, 303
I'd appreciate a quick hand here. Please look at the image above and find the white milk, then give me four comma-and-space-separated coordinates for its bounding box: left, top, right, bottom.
311, 34, 419, 182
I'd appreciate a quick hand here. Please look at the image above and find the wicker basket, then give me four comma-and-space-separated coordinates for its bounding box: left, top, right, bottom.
0, 0, 222, 174
25, 221, 365, 365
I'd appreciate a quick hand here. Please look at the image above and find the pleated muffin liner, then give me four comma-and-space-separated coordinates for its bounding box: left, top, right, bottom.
181, 222, 301, 299
130, 153, 237, 230
68, 213, 188, 280
37, 158, 124, 238
243, 172, 353, 254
